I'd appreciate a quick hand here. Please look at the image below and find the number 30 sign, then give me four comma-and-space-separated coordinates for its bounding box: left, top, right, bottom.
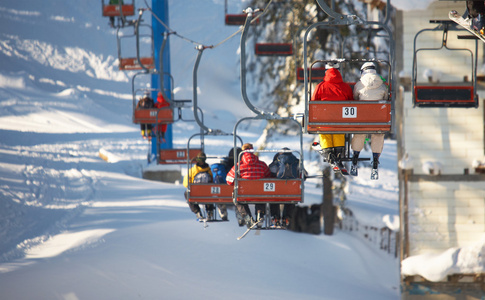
342, 107, 357, 118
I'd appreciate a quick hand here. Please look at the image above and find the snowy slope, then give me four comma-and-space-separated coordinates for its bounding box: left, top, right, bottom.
0, 1, 404, 299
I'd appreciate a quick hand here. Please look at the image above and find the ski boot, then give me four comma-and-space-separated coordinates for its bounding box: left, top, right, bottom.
236, 210, 245, 227
256, 210, 265, 228
207, 209, 214, 221
371, 159, 379, 180
196, 211, 204, 222
270, 217, 281, 228
218, 205, 228, 221
333, 147, 349, 175
472, 14, 485, 35
350, 152, 359, 176
244, 215, 256, 229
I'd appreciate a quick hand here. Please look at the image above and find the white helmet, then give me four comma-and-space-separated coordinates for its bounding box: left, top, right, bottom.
360, 62, 376, 75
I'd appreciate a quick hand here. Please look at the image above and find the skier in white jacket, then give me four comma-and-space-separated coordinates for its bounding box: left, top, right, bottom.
350, 62, 388, 179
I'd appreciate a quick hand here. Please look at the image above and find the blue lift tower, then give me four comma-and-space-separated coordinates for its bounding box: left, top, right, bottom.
150, 0, 172, 157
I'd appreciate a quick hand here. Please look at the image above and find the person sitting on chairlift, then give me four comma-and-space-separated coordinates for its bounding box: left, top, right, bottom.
136, 92, 155, 139
350, 62, 387, 180
183, 152, 215, 221
268, 147, 306, 228
311, 63, 354, 172
226, 143, 271, 229
154, 92, 170, 143
108, 0, 123, 28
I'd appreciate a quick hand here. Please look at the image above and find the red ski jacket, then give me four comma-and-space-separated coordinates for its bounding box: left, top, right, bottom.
154, 93, 170, 133
226, 152, 271, 185
311, 68, 354, 101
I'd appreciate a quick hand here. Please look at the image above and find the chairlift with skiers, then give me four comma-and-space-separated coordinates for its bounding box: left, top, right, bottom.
232, 7, 305, 227
301, 0, 396, 164
184, 45, 245, 219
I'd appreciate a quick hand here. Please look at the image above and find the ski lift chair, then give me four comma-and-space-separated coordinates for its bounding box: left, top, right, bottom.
306, 59, 392, 135
116, 11, 155, 71
232, 117, 304, 228
412, 20, 479, 108
156, 105, 203, 165
232, 6, 305, 228
101, 0, 134, 17
302, 4, 396, 136
185, 133, 243, 220
304, 59, 391, 162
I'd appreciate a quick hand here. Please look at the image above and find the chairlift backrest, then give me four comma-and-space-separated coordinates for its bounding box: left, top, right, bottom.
255, 43, 293, 56
225, 14, 260, 26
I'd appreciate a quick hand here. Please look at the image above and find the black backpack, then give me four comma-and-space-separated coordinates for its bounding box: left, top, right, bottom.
276, 153, 300, 179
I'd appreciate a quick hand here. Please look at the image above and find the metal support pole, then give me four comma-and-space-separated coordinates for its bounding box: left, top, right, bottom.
151, 0, 172, 152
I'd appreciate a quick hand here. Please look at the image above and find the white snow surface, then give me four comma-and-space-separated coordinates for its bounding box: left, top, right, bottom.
0, 0, 481, 299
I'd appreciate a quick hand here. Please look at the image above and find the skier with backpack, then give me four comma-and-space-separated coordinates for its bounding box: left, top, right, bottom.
183, 152, 215, 221
226, 143, 271, 228
268, 148, 306, 228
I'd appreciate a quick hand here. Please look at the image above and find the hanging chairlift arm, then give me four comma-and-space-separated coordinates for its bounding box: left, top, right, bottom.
135, 8, 152, 72
240, 7, 275, 118
158, 32, 173, 106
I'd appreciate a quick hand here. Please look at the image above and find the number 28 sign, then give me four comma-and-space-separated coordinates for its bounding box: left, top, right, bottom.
342, 107, 357, 118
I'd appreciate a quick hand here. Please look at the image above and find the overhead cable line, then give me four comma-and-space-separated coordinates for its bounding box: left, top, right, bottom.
143, 0, 273, 49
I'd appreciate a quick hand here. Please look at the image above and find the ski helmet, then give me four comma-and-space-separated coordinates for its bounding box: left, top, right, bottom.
360, 62, 376, 75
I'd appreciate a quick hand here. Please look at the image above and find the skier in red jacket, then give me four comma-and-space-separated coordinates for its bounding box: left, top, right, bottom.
154, 92, 170, 143
226, 143, 271, 228
311, 63, 353, 171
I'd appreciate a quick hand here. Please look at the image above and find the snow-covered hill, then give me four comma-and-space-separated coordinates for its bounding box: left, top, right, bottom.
0, 1, 402, 299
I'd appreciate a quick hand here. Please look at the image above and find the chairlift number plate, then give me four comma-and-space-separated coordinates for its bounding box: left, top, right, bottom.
264, 182, 275, 192
211, 186, 221, 194
176, 151, 186, 158
342, 107, 357, 118
149, 110, 157, 117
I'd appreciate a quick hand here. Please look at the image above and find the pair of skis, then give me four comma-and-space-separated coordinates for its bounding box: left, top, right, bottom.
311, 142, 379, 179
449, 10, 485, 43
311, 142, 349, 175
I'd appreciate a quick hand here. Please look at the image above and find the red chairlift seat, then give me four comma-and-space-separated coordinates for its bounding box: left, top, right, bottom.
158, 148, 201, 165
102, 4, 135, 17
255, 43, 293, 56
235, 179, 302, 204
297, 67, 326, 83
225, 14, 260, 26
133, 108, 173, 124
119, 57, 155, 71
187, 184, 234, 205
307, 100, 392, 134
413, 85, 477, 108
